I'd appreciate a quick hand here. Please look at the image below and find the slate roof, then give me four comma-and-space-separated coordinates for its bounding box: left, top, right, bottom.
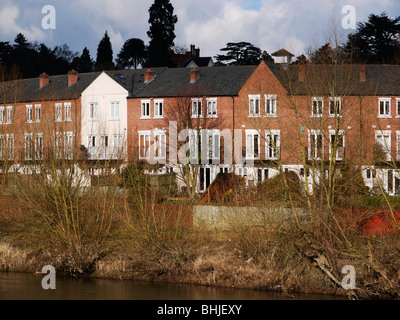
1, 63, 399, 104
0, 68, 167, 104
276, 64, 400, 96
129, 65, 257, 98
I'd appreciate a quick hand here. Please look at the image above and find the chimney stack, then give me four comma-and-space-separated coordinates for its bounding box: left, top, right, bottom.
298, 65, 305, 81
144, 69, 155, 83
39, 73, 49, 88
190, 68, 200, 83
359, 65, 367, 81
68, 70, 78, 86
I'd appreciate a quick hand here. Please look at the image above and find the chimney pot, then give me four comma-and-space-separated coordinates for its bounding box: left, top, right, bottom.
68, 69, 78, 86
190, 68, 200, 83
39, 73, 50, 88
144, 69, 155, 83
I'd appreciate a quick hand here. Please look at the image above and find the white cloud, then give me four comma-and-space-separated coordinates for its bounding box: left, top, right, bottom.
0, 0, 397, 61
0, 4, 46, 42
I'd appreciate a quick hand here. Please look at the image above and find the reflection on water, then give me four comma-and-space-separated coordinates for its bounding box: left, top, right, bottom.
0, 272, 339, 300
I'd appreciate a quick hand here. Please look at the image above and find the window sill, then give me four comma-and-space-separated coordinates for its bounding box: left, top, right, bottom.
248, 115, 261, 118
265, 115, 277, 118
153, 116, 164, 120
378, 116, 391, 119
328, 115, 342, 118
311, 115, 323, 118
140, 117, 151, 120
206, 115, 218, 119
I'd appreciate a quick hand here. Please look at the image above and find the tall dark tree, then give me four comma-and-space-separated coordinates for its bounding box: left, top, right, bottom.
72, 47, 94, 73
146, 0, 178, 67
0, 42, 13, 66
215, 42, 266, 66
344, 12, 400, 64
116, 38, 147, 69
11, 33, 37, 78
95, 31, 115, 71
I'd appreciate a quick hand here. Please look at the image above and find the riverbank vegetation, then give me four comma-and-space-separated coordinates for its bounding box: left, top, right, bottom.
0, 159, 399, 300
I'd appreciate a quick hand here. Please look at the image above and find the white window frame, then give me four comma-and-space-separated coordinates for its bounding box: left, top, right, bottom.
55, 132, 63, 159
34, 104, 41, 123
6, 134, 13, 160
396, 98, 400, 118
138, 130, 151, 159
64, 102, 72, 122
308, 129, 324, 160
154, 99, 164, 119
397, 131, 400, 161
6, 106, 12, 124
0, 135, 5, 160
375, 130, 391, 161
329, 130, 345, 161
113, 134, 123, 158
26, 105, 33, 123
89, 102, 98, 120
328, 97, 341, 117
153, 129, 167, 160
311, 97, 323, 117
201, 129, 220, 161
64, 132, 74, 160
24, 133, 33, 160
141, 100, 151, 119
110, 101, 120, 119
245, 129, 260, 160
0, 107, 4, 124
192, 98, 202, 118
265, 130, 280, 160
265, 95, 277, 117
378, 98, 391, 118
249, 95, 261, 117
206, 98, 218, 118
55, 103, 63, 122
34, 133, 44, 161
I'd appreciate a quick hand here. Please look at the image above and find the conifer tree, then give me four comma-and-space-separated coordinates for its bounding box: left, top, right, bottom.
146, 0, 178, 67
95, 31, 115, 71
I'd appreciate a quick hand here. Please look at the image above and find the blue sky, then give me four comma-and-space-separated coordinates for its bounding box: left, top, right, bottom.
0, 0, 398, 62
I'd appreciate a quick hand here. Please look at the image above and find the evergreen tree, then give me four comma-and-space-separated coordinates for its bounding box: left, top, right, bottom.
12, 33, 37, 78
215, 42, 266, 66
72, 47, 94, 73
344, 12, 400, 64
146, 0, 178, 67
95, 31, 115, 71
116, 38, 147, 69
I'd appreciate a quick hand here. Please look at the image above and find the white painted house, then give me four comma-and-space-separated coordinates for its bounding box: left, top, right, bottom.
81, 72, 128, 161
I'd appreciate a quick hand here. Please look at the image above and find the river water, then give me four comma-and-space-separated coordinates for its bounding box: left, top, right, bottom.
0, 272, 340, 300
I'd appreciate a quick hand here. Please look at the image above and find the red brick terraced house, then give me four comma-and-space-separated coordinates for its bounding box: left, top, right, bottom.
127, 61, 400, 195
0, 60, 399, 195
